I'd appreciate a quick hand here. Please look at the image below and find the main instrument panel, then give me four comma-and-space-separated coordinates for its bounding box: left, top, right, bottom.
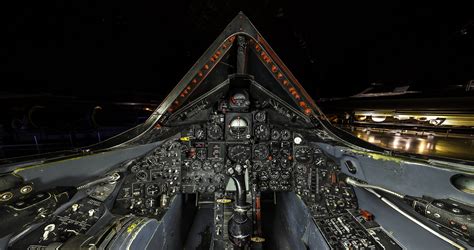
107, 89, 402, 249
7, 89, 403, 250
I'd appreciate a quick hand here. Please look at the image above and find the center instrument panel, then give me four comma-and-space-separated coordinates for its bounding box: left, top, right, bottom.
110, 90, 402, 249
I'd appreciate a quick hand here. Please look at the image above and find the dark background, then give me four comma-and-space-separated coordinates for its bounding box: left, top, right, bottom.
0, 0, 473, 159
1, 1, 473, 101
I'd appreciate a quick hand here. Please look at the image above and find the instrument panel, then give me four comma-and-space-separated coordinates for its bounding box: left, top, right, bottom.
6, 90, 401, 250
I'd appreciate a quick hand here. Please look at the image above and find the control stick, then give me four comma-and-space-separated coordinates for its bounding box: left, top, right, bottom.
228, 173, 252, 248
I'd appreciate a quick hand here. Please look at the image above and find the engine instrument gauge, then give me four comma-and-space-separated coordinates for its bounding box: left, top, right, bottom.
295, 147, 313, 164
197, 148, 207, 160
192, 160, 202, 170
254, 124, 270, 140
146, 184, 161, 196
136, 170, 148, 181
253, 144, 270, 160
281, 129, 291, 140
228, 145, 251, 163
253, 161, 264, 171
203, 161, 212, 170
254, 111, 266, 122
314, 156, 326, 167
208, 124, 223, 140
271, 129, 281, 140
280, 158, 291, 168
195, 128, 206, 140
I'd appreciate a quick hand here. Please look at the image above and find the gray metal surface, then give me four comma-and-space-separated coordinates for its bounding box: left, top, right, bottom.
318, 142, 474, 205
354, 187, 457, 250
15, 141, 161, 191
275, 192, 330, 250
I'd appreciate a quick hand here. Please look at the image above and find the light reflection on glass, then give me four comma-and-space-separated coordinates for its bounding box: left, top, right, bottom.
350, 127, 474, 161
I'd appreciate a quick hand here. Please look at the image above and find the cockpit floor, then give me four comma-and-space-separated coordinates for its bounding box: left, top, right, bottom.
183, 206, 214, 250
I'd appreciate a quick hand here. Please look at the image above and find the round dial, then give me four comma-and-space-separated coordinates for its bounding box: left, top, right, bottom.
253, 161, 264, 171
203, 160, 212, 170
253, 144, 269, 160
130, 164, 141, 173
280, 143, 292, 158
254, 124, 270, 140
207, 185, 216, 193
228, 145, 251, 163
195, 128, 206, 140
295, 147, 313, 164
254, 111, 266, 122
281, 170, 291, 180
281, 129, 291, 140
314, 156, 326, 166
259, 171, 269, 181
214, 174, 225, 183
197, 148, 207, 160
296, 164, 306, 174
270, 171, 280, 180
271, 129, 281, 140
213, 162, 223, 170
146, 184, 161, 196
230, 92, 249, 107
136, 170, 148, 181
280, 158, 291, 168
207, 124, 222, 140
192, 160, 202, 170
229, 117, 249, 139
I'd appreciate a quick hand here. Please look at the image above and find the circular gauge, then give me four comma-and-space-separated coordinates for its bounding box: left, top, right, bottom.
253, 161, 264, 171
203, 161, 212, 170
270, 171, 280, 180
198, 186, 207, 193
228, 145, 251, 163
314, 156, 326, 167
145, 198, 156, 208
281, 129, 291, 140
254, 111, 266, 122
254, 124, 270, 140
253, 144, 269, 160
269, 180, 279, 190
230, 92, 249, 107
296, 164, 306, 174
281, 170, 291, 180
214, 173, 225, 182
136, 170, 148, 181
146, 184, 161, 196
195, 128, 206, 140
280, 158, 291, 168
259, 171, 269, 181
130, 164, 141, 173
213, 162, 223, 170
208, 124, 223, 140
280, 144, 292, 158
207, 185, 216, 193
229, 117, 249, 139
192, 160, 202, 170
295, 147, 313, 164
197, 148, 207, 160
271, 129, 281, 140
